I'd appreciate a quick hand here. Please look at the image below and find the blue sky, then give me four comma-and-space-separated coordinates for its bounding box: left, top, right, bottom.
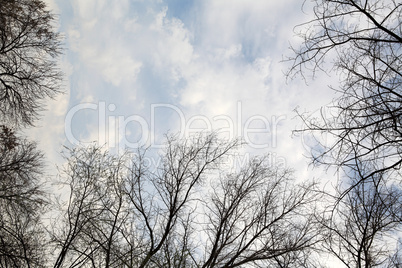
29, 0, 338, 179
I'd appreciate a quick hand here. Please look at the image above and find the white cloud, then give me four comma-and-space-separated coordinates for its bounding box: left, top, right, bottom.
67, 0, 143, 97
149, 8, 195, 79
49, 0, 338, 178
94, 47, 142, 87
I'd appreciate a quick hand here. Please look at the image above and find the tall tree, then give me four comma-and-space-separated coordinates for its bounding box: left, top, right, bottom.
0, 0, 62, 266
288, 0, 402, 266
51, 133, 320, 267
0, 0, 62, 127
289, 0, 402, 184
0, 125, 48, 267
319, 170, 402, 267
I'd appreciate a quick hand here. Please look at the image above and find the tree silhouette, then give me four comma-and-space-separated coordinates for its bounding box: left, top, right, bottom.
0, 0, 62, 127
0, 126, 48, 267
289, 0, 402, 185
51, 133, 320, 267
0, 0, 62, 266
319, 170, 402, 267
289, 1, 402, 266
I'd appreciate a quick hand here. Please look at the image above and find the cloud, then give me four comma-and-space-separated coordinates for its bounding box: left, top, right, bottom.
67, 0, 142, 95
43, 0, 340, 180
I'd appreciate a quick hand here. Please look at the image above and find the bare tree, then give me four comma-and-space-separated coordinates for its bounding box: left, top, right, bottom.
51, 145, 129, 268
0, 125, 48, 267
288, 1, 402, 265
288, 0, 402, 184
0, 0, 62, 127
319, 169, 402, 267
199, 159, 319, 268
52, 133, 320, 267
0, 1, 63, 266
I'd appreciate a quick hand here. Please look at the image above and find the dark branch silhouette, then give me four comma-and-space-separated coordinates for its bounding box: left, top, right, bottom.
51, 133, 320, 267
0, 0, 62, 127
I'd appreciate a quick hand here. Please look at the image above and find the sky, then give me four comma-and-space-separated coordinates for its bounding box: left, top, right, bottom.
28, 0, 339, 181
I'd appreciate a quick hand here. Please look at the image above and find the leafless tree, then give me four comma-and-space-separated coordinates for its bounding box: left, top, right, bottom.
199, 159, 319, 268
51, 145, 129, 268
288, 0, 402, 185
0, 125, 48, 267
0, 1, 62, 266
318, 168, 402, 267
51, 133, 321, 267
288, 1, 402, 265
0, 0, 62, 127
